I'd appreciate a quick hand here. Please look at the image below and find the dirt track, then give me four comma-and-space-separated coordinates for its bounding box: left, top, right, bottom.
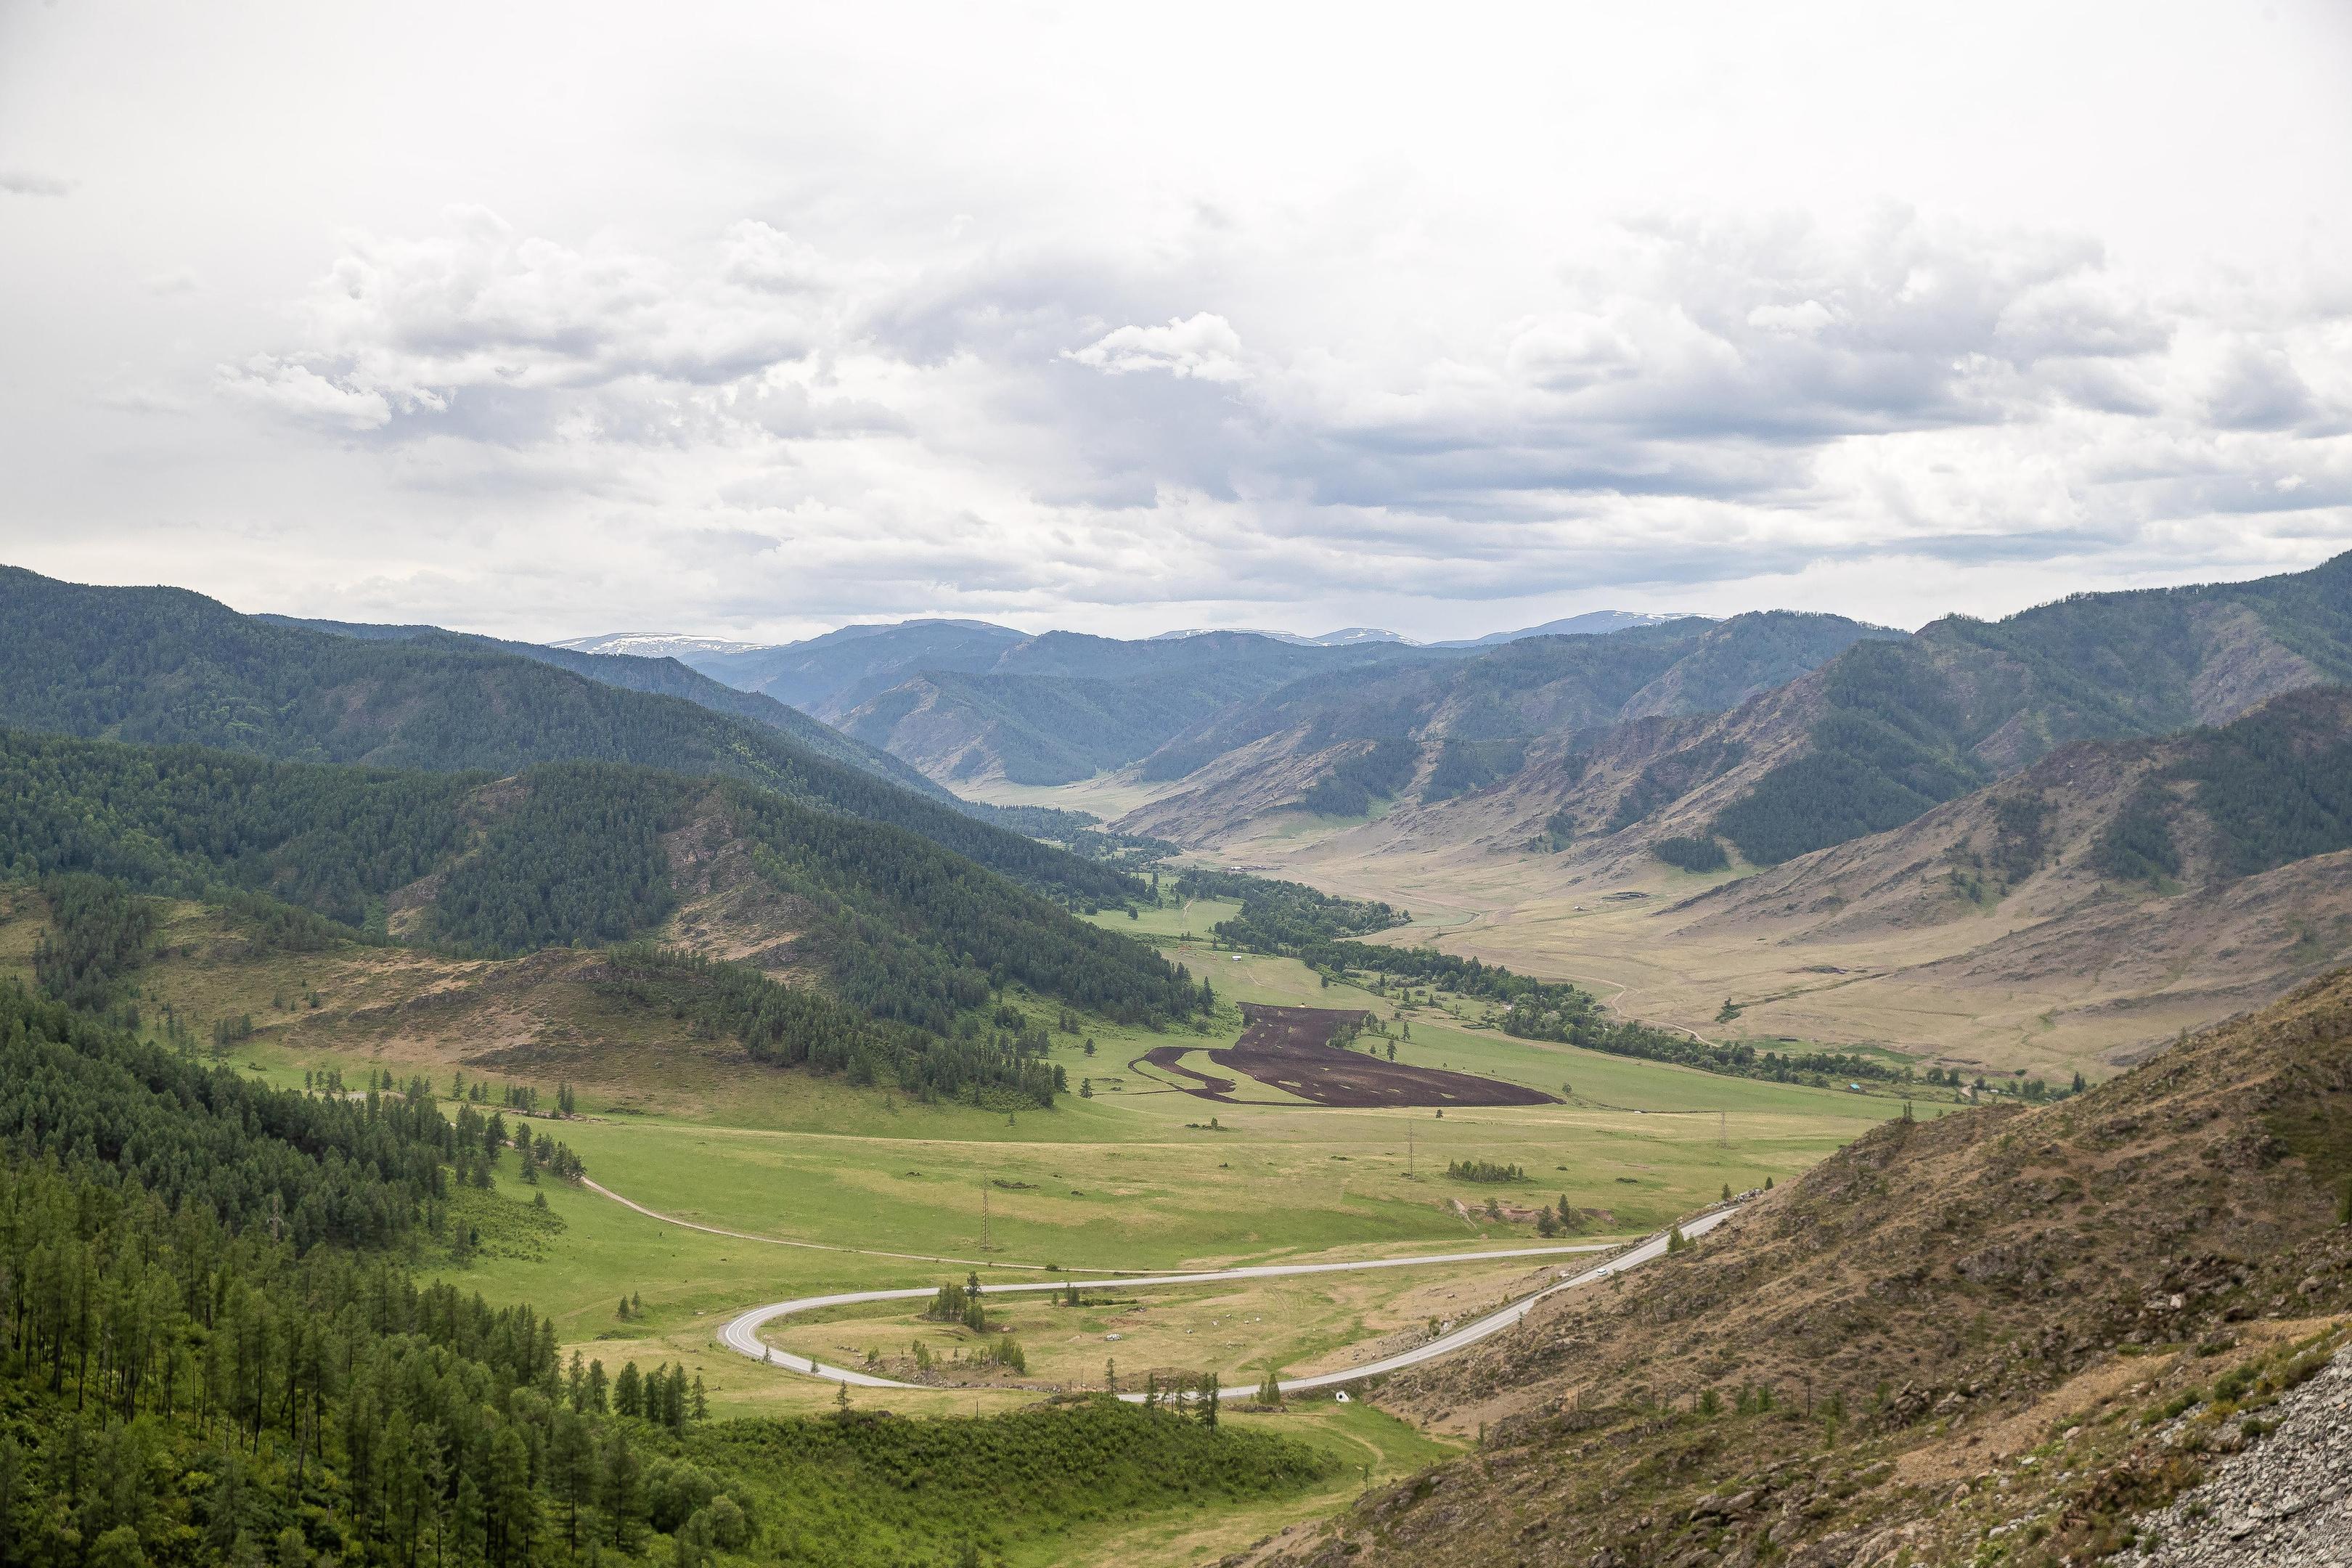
1146, 1004, 1557, 1108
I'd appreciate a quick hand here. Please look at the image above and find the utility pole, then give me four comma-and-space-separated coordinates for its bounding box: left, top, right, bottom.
981, 1182, 992, 1252
1718, 1109, 1727, 1149
1408, 1119, 1414, 1175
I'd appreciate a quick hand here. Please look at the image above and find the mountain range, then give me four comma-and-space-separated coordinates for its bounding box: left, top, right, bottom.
0, 566, 1127, 905
25, 553, 2352, 1075
534, 550, 2352, 1077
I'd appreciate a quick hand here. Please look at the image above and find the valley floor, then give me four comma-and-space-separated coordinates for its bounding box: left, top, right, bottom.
976, 775, 2329, 1084
0, 881, 1916, 1567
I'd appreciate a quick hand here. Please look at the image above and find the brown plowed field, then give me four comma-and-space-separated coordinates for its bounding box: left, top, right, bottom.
1145, 1004, 1557, 1108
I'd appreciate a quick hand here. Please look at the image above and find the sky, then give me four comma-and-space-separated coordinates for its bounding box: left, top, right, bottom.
4, 0, 2350, 645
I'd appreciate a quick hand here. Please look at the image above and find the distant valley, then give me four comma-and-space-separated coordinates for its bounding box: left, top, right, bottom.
586, 553, 2352, 1079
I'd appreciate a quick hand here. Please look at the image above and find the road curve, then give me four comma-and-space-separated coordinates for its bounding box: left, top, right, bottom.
716, 1205, 1737, 1402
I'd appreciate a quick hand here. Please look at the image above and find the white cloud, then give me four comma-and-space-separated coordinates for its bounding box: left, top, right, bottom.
1746, 301, 1834, 337
221, 359, 393, 431
1067, 314, 1248, 382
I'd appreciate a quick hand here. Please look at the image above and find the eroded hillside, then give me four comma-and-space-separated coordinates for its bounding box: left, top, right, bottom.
1257, 967, 2352, 1567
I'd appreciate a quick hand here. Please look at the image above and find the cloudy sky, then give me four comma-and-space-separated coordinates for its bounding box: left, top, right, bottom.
4, 1, 2350, 643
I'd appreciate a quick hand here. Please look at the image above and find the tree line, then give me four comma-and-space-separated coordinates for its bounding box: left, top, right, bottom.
1204, 929, 1916, 1090
1168, 867, 1404, 951
597, 947, 1067, 1108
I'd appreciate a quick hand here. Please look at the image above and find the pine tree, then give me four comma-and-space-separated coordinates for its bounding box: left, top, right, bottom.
600, 1431, 642, 1551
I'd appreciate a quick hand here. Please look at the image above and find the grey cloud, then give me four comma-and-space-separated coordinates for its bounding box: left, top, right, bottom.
0, 169, 73, 196
2205, 345, 2319, 432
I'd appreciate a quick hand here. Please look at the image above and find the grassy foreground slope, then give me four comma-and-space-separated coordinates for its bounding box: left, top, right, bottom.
1258, 965, 2352, 1568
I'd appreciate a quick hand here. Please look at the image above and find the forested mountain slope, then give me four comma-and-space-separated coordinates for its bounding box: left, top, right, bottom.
1620, 687, 2352, 1058
0, 567, 1130, 905
263, 613, 952, 801
1621, 553, 2352, 868
1262, 966, 2352, 1568
1119, 611, 1895, 844
0, 730, 1206, 1045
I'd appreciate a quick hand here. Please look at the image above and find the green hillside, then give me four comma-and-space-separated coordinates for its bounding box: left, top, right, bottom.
0, 567, 1128, 905
1713, 553, 2352, 863
263, 613, 954, 801
0, 730, 1209, 1043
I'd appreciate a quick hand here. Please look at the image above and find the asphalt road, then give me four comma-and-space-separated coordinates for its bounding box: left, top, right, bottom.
711, 1205, 1738, 1401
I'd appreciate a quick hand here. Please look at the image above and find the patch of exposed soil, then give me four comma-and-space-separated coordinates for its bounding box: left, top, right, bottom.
1153, 1004, 1557, 1108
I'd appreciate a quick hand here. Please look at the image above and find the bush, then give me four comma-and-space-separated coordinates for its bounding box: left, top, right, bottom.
645, 1457, 724, 1533
1447, 1159, 1525, 1183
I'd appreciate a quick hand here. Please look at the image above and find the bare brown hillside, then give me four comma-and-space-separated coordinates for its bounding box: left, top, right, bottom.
1255, 968, 2352, 1568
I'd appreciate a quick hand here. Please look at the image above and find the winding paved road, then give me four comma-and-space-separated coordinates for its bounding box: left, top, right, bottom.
711, 1205, 1737, 1401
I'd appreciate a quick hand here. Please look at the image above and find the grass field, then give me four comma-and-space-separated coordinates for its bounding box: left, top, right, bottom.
0, 878, 1916, 1565
0, 883, 1906, 1296
755, 1255, 1569, 1388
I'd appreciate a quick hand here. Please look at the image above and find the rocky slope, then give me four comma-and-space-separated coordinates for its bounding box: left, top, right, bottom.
2114, 1343, 2352, 1567
1252, 965, 2352, 1568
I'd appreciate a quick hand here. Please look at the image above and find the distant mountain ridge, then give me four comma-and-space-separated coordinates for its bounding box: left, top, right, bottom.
1123, 553, 2352, 868
1119, 611, 1900, 842
691, 619, 1030, 716
834, 630, 1437, 786
608, 610, 1738, 788
1429, 609, 1715, 648
550, 632, 769, 660
260, 613, 951, 801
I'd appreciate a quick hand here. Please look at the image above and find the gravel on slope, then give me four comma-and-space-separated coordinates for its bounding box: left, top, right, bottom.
2118, 1344, 2352, 1568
